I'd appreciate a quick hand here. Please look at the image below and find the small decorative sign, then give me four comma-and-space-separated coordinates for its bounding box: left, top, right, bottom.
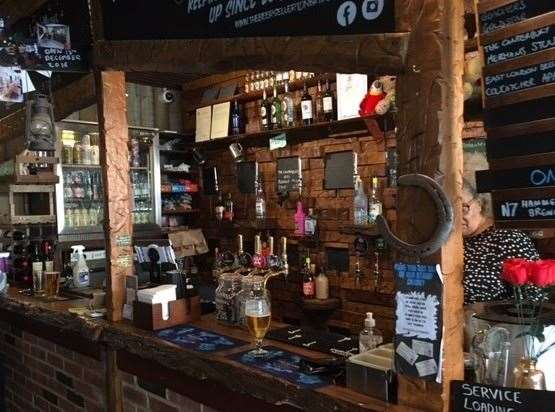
451, 381, 555, 412
394, 262, 443, 381
478, 0, 552, 35
477, 164, 555, 191
116, 234, 132, 247
277, 156, 301, 194
495, 196, 555, 220
269, 133, 287, 151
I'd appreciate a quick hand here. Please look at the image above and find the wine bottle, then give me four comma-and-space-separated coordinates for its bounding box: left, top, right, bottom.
260, 89, 271, 131
314, 80, 324, 123
231, 100, 242, 135
281, 81, 295, 127
300, 83, 313, 126
215, 190, 224, 222
301, 257, 315, 298
224, 192, 234, 222
271, 85, 282, 129
322, 79, 334, 122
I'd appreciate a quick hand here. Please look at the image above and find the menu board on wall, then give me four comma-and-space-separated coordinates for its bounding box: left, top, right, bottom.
277, 156, 301, 195
475, 0, 555, 229
99, 0, 395, 40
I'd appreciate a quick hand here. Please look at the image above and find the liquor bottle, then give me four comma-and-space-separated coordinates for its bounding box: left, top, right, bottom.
30, 242, 43, 294
231, 100, 242, 135
215, 190, 224, 222
281, 81, 295, 127
322, 79, 334, 122
260, 89, 271, 131
41, 239, 54, 272
387, 149, 399, 188
224, 192, 234, 222
271, 85, 283, 129
314, 80, 324, 123
301, 257, 315, 298
294, 200, 306, 236
353, 176, 368, 225
368, 177, 383, 225
255, 178, 266, 220
300, 83, 313, 126
304, 208, 317, 237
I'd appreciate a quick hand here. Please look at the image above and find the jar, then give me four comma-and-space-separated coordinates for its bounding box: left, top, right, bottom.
73, 142, 82, 164
90, 133, 100, 165
236, 275, 266, 327
62, 145, 73, 164
81, 134, 91, 165
215, 273, 242, 324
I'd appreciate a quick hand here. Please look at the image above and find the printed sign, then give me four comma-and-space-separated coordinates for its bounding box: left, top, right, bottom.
394, 262, 443, 381
483, 24, 555, 66
277, 156, 301, 194
478, 0, 552, 35
476, 164, 555, 191
451, 381, 555, 412
484, 59, 555, 98
495, 196, 555, 220
100, 0, 395, 40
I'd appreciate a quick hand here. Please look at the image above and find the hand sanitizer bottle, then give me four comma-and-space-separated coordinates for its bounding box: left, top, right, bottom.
359, 312, 383, 353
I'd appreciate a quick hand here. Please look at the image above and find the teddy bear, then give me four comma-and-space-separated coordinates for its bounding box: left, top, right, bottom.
374, 75, 396, 115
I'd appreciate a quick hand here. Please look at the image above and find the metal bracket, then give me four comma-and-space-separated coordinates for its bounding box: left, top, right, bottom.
376, 174, 454, 257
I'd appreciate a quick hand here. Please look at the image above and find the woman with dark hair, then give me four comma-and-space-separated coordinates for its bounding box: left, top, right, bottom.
462, 179, 540, 304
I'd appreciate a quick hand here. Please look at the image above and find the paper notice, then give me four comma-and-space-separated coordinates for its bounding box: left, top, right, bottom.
210, 101, 231, 139
412, 339, 434, 358
395, 291, 439, 340
415, 358, 438, 377
195, 106, 212, 142
396, 342, 418, 365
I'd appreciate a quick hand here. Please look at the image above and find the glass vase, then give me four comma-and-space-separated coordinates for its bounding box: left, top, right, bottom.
513, 358, 546, 390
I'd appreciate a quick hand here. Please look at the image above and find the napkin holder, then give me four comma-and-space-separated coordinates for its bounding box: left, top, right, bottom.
133, 296, 201, 331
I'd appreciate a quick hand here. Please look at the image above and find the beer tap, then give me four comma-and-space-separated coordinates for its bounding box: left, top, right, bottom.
353, 236, 368, 288
263, 237, 289, 289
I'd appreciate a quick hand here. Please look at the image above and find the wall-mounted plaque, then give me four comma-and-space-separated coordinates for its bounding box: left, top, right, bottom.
324, 151, 355, 189
277, 156, 301, 195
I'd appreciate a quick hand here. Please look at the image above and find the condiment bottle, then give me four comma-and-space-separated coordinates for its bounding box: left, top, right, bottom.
315, 269, 329, 300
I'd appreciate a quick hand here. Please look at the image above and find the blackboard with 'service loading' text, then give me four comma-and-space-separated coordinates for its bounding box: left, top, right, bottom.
451, 380, 555, 412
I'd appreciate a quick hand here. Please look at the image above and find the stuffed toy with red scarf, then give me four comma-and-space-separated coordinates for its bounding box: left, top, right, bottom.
359, 80, 385, 116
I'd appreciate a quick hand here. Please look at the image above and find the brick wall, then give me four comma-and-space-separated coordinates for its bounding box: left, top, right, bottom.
0, 319, 106, 412
121, 371, 218, 412
183, 77, 397, 338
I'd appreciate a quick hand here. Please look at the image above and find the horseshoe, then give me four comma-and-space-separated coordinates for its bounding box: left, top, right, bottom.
376, 174, 454, 257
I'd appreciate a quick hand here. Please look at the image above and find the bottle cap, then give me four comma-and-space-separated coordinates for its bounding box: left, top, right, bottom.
365, 312, 376, 328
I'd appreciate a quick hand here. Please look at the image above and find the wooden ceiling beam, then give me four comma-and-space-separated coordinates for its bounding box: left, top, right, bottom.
93, 34, 409, 76
1, 0, 48, 27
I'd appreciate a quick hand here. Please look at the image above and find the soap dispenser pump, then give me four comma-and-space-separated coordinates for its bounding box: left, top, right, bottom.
359, 312, 383, 353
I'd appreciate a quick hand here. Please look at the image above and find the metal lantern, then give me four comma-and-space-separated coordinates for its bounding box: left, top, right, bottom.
25, 93, 56, 151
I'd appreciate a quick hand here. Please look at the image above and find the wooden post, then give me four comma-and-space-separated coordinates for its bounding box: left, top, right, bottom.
395, 0, 465, 410
95, 70, 132, 322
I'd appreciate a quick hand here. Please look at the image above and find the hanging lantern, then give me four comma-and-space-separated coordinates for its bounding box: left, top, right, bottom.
25, 93, 56, 151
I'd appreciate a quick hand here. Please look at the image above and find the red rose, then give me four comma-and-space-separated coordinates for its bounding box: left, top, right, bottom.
529, 260, 555, 288
501, 258, 530, 286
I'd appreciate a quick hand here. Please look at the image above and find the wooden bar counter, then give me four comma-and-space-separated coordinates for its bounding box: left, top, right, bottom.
0, 288, 418, 412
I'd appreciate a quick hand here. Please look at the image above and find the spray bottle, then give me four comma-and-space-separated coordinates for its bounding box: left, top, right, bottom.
70, 245, 89, 288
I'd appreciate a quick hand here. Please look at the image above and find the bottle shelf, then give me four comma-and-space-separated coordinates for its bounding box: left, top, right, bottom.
162, 208, 200, 215
340, 224, 380, 237
161, 169, 196, 175
188, 73, 335, 113
62, 163, 101, 169
130, 166, 149, 171
194, 115, 388, 149
300, 297, 341, 311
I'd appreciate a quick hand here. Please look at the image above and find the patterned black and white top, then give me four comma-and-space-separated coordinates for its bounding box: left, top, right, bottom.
463, 227, 540, 304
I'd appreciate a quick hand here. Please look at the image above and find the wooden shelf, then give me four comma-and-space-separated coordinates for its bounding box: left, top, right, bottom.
340, 224, 380, 237
301, 297, 341, 311
161, 208, 200, 215
161, 169, 196, 175
288, 236, 320, 248
188, 73, 335, 113
62, 163, 101, 169
196, 115, 388, 149
159, 149, 191, 155
130, 166, 148, 171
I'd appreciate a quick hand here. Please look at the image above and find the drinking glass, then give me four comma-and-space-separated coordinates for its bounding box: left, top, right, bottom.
244, 280, 271, 357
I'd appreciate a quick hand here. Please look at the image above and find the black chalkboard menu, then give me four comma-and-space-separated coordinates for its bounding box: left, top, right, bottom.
277, 157, 301, 195
100, 0, 395, 40
475, 0, 555, 229
451, 380, 555, 412
324, 151, 355, 189
237, 161, 258, 194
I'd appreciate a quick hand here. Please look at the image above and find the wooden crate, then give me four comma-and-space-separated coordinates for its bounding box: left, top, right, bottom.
0, 184, 56, 225
0, 154, 59, 184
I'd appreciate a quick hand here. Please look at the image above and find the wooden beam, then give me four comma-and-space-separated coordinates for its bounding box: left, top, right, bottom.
395, 0, 465, 410
93, 34, 409, 75
95, 70, 132, 322
1, 0, 47, 27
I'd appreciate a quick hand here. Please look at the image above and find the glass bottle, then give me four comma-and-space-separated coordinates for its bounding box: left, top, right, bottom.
271, 85, 282, 129
260, 89, 270, 131
301, 83, 313, 126
368, 177, 383, 225
513, 358, 546, 390
304, 208, 317, 237
294, 200, 306, 236
322, 79, 334, 122
255, 178, 266, 221
314, 80, 324, 123
301, 257, 315, 299
224, 192, 234, 222
215, 190, 224, 222
215, 273, 242, 324
353, 176, 368, 225
231, 100, 242, 135
281, 81, 295, 127
315, 268, 329, 300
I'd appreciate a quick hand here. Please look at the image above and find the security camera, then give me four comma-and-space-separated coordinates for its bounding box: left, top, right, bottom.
160, 88, 175, 104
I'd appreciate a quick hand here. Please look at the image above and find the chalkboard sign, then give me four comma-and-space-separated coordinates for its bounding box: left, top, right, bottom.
477, 164, 555, 191
237, 161, 258, 194
324, 151, 355, 189
394, 263, 443, 381
277, 157, 301, 195
483, 24, 555, 66
451, 381, 555, 412
484, 59, 555, 98
202, 166, 218, 195
486, 130, 555, 159
494, 195, 555, 220
100, 0, 395, 40
484, 94, 555, 128
478, 0, 552, 35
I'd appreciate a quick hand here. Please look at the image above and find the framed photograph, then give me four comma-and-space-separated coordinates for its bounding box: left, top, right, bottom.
0, 67, 23, 103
